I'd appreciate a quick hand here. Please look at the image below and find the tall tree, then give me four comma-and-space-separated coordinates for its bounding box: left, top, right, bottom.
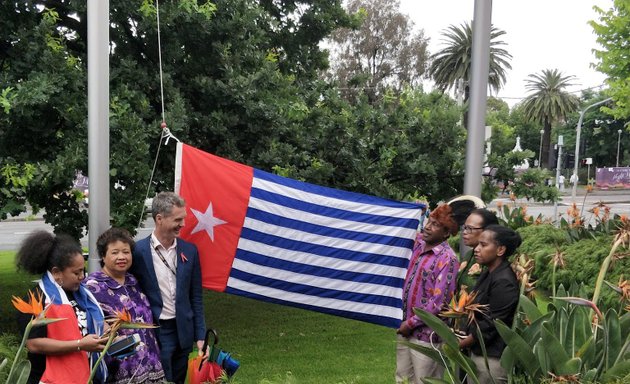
258, 0, 353, 83
0, 0, 351, 236
327, 0, 429, 103
521, 69, 579, 169
590, 0, 629, 120
428, 22, 512, 105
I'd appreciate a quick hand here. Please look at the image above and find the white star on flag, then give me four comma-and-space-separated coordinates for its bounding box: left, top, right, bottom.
190, 202, 227, 242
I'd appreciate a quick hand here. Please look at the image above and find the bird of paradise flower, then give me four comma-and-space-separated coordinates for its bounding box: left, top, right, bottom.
87, 308, 158, 384
439, 290, 488, 329
9, 290, 65, 382
604, 276, 629, 313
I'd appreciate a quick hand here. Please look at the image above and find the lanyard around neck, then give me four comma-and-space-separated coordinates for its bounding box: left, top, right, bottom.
151, 237, 177, 276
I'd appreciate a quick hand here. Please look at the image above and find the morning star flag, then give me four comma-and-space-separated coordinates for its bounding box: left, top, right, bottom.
174, 143, 424, 328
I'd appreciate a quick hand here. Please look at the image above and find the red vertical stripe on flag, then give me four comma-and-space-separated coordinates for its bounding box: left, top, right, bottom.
178, 144, 253, 291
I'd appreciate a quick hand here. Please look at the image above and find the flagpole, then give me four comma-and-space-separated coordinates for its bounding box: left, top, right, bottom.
87, 0, 110, 272
174, 142, 183, 194
463, 0, 492, 198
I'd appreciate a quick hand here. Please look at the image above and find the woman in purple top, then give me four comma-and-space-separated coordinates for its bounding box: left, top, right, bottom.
396, 204, 460, 384
85, 228, 165, 384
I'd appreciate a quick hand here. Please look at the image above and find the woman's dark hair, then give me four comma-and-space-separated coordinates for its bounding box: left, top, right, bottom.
16, 231, 83, 275
96, 227, 135, 267
469, 208, 499, 228
484, 224, 522, 258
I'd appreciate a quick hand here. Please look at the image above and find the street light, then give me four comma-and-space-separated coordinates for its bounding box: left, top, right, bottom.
538, 129, 544, 168
554, 135, 564, 226
572, 97, 613, 199
617, 129, 622, 167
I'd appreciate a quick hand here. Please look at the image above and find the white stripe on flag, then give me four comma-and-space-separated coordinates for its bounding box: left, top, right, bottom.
249, 196, 418, 239
243, 216, 412, 259
231, 258, 402, 299
226, 277, 403, 320
253, 177, 420, 219
237, 238, 408, 278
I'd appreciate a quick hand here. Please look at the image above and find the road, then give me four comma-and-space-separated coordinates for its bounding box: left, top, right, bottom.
0, 216, 155, 251
490, 190, 630, 226
2, 190, 630, 251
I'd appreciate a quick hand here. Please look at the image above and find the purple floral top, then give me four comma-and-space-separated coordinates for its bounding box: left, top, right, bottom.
402, 235, 459, 342
85, 271, 165, 384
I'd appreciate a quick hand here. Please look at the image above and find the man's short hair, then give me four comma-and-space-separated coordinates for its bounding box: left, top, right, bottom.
152, 192, 186, 220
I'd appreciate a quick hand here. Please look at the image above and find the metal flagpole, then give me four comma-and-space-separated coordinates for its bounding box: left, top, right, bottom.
571, 97, 612, 199
463, 0, 492, 198
87, 0, 110, 272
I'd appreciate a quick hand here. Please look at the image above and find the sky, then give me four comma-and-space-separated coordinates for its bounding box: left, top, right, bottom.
398, 0, 613, 107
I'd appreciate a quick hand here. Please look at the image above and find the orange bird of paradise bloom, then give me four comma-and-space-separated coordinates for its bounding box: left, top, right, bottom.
12, 290, 65, 327
440, 290, 488, 325
12, 290, 44, 316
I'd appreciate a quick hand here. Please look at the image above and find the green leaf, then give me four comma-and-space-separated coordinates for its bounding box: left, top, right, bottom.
605, 308, 622, 370
558, 357, 582, 376
14, 360, 31, 384
518, 294, 542, 322
576, 336, 595, 364
32, 317, 66, 327
399, 340, 446, 368
620, 312, 630, 339
520, 312, 554, 345
441, 344, 480, 384
421, 378, 452, 384
499, 345, 515, 373
601, 360, 630, 382
533, 339, 549, 378
564, 306, 589, 357
118, 323, 158, 330
541, 323, 572, 375
473, 325, 494, 384
412, 308, 459, 349
494, 320, 540, 377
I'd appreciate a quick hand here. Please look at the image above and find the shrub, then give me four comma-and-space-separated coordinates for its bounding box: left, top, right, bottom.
518, 225, 629, 310
0, 334, 20, 383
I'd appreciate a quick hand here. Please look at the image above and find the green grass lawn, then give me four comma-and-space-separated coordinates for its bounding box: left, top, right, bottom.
0, 251, 396, 383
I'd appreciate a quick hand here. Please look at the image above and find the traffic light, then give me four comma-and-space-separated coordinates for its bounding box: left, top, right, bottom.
565, 153, 575, 169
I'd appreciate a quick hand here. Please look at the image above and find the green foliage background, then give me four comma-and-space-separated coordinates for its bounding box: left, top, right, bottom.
518, 224, 629, 310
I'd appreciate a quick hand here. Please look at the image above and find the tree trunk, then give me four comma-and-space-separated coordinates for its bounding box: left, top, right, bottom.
462, 85, 470, 130
542, 120, 553, 169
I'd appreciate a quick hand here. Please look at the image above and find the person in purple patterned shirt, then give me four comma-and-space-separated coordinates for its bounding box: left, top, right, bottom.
85, 228, 166, 384
396, 204, 460, 384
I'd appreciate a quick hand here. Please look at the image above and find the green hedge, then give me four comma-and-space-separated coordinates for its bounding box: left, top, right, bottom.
518, 224, 629, 310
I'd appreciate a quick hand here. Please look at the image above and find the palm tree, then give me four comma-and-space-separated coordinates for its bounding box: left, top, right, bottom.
428, 22, 512, 107
521, 69, 579, 169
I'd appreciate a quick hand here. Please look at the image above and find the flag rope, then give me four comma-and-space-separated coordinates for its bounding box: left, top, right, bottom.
136, 0, 179, 229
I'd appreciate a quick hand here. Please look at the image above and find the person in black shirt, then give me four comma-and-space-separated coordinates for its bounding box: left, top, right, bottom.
458, 225, 521, 384
458, 208, 499, 289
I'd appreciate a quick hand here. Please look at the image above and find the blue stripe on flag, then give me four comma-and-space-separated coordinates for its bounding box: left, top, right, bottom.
228, 269, 402, 308
251, 187, 418, 229
225, 286, 401, 328
240, 227, 409, 268
236, 250, 404, 288
247, 207, 413, 248
254, 169, 422, 210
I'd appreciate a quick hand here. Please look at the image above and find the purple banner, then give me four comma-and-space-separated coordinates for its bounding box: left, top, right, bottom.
595, 167, 630, 189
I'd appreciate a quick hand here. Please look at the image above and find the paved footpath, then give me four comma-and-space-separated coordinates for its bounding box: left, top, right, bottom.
490, 188, 630, 225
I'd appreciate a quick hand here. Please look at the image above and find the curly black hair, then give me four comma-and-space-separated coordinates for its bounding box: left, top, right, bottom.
16, 230, 82, 275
